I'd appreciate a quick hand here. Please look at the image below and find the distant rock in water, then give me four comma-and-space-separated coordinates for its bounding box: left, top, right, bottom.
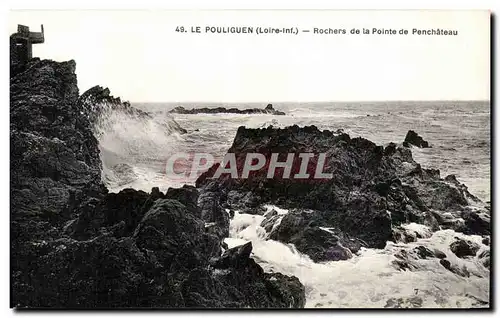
169, 103, 286, 115
403, 130, 430, 148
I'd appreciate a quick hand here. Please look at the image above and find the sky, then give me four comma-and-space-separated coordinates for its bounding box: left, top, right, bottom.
9, 10, 490, 102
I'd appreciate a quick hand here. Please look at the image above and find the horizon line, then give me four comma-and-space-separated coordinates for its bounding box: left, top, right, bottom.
129, 99, 490, 104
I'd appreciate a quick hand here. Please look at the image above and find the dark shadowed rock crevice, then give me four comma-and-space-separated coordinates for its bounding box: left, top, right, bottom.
449, 238, 480, 258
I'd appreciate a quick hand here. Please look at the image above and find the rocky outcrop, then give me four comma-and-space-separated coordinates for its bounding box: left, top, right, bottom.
403, 130, 430, 148
391, 246, 447, 271
449, 238, 480, 258
169, 103, 286, 116
14, 185, 304, 308
208, 242, 306, 308
10, 56, 305, 308
11, 58, 106, 241
196, 125, 490, 262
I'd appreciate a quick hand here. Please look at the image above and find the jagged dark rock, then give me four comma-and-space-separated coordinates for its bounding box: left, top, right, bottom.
65, 187, 165, 240
266, 211, 361, 262
439, 259, 451, 270
169, 104, 286, 116
403, 130, 430, 148
449, 238, 480, 258
482, 237, 490, 246
78, 85, 146, 123
205, 242, 306, 308
460, 208, 490, 236
226, 190, 266, 215
10, 53, 305, 307
198, 189, 230, 240
11, 58, 107, 265
391, 247, 446, 271
196, 125, 489, 261
210, 241, 253, 268
132, 198, 223, 271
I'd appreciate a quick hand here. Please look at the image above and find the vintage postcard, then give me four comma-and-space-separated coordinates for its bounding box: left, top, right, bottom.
9, 9, 490, 309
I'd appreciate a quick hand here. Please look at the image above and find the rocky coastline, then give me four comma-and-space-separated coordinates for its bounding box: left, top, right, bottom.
10, 47, 490, 309
196, 125, 490, 264
10, 57, 304, 308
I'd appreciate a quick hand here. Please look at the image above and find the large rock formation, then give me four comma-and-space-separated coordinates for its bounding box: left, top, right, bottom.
10, 57, 305, 308
11, 58, 106, 235
170, 103, 286, 115
196, 125, 490, 262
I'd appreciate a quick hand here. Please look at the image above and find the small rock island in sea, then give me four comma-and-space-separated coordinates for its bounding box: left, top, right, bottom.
169, 103, 286, 115
403, 130, 430, 148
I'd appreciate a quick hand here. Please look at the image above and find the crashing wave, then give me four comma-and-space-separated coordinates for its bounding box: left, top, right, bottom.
78, 85, 188, 189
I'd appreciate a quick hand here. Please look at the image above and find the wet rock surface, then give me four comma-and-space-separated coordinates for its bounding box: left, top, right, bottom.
10, 57, 304, 308
449, 238, 480, 258
478, 250, 490, 269
265, 211, 362, 262
439, 259, 471, 278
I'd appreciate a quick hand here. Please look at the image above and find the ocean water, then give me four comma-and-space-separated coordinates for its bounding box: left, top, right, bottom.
97, 101, 490, 308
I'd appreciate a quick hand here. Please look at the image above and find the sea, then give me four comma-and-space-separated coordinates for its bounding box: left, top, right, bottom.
97, 101, 490, 308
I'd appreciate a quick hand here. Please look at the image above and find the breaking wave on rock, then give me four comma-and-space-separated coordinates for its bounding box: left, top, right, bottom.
93, 101, 491, 308
92, 98, 187, 191
226, 208, 490, 308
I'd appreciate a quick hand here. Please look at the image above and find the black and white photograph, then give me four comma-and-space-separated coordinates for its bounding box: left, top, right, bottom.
8, 7, 492, 310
